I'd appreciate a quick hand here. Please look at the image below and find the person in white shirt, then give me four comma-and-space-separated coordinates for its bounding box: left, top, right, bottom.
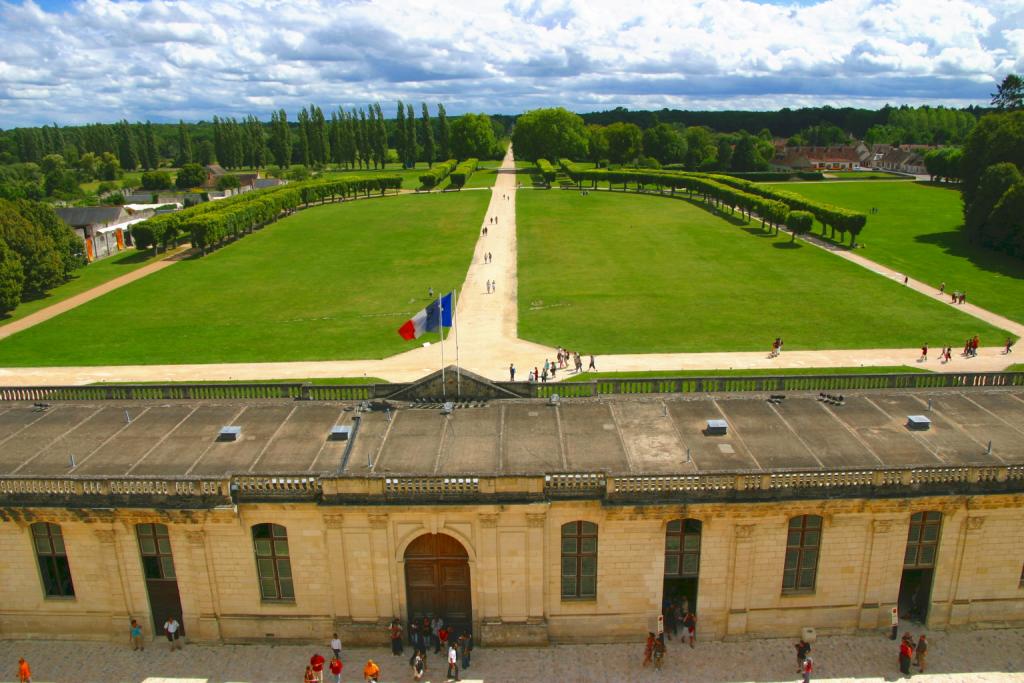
330, 633, 342, 658
163, 616, 182, 650
446, 644, 459, 681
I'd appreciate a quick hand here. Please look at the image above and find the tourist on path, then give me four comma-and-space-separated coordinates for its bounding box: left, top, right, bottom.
390, 619, 404, 656
17, 657, 31, 683
683, 610, 696, 648
915, 634, 928, 672
363, 659, 381, 682
509, 363, 516, 381
802, 655, 813, 683
652, 633, 666, 670
588, 355, 596, 371
446, 643, 460, 681
795, 638, 811, 673
412, 651, 425, 681
130, 618, 144, 651
899, 633, 914, 676
331, 633, 342, 659
329, 655, 343, 683
458, 632, 473, 670
304, 665, 317, 683
310, 653, 325, 682
1006, 338, 1015, 354
919, 344, 928, 362
164, 616, 182, 650
642, 632, 656, 667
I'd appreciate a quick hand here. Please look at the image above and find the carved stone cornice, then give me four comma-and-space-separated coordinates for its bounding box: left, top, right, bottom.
478, 513, 499, 528
526, 513, 546, 528
323, 513, 345, 530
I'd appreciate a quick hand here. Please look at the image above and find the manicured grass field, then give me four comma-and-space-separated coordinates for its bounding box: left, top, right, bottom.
567, 366, 930, 381
90, 377, 386, 385
517, 191, 1008, 354
821, 171, 909, 180
0, 246, 187, 327
0, 192, 488, 366
763, 181, 1024, 325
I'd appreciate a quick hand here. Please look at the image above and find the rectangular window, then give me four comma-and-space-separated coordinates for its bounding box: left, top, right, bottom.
782, 515, 822, 593
253, 523, 294, 600
32, 523, 75, 598
561, 521, 597, 599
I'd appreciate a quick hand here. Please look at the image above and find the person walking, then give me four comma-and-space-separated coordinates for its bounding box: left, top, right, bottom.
919, 344, 928, 362
509, 363, 516, 381
939, 282, 945, 295
915, 634, 928, 673
411, 651, 426, 681
459, 632, 473, 670
329, 655, 343, 683
17, 657, 31, 683
446, 643, 459, 681
363, 659, 381, 682
652, 633, 666, 670
1006, 338, 1015, 354
802, 655, 813, 683
588, 355, 596, 371
642, 632, 656, 667
795, 638, 811, 673
330, 633, 342, 659
129, 618, 144, 651
310, 653, 326, 682
428, 287, 434, 299
683, 610, 696, 648
163, 615, 182, 650
899, 633, 914, 676
390, 619, 404, 656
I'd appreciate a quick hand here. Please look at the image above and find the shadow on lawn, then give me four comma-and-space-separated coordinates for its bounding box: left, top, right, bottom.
914, 229, 1024, 282
772, 240, 803, 250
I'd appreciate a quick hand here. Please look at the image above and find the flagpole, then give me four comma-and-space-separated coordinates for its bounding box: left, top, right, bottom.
454, 288, 461, 399
439, 292, 446, 401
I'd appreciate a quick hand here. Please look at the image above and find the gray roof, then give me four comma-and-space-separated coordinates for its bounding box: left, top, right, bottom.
1, 388, 1021, 479
55, 206, 129, 228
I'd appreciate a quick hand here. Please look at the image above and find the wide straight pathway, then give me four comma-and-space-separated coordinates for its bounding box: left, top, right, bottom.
2, 628, 1022, 682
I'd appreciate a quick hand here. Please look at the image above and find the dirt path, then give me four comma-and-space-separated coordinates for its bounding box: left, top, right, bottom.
0, 159, 1020, 387
0, 244, 192, 342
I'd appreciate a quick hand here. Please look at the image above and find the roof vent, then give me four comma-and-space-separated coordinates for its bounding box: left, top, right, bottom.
328, 425, 352, 441
548, 393, 560, 406
441, 401, 455, 415
706, 419, 728, 436
217, 426, 241, 442
907, 415, 931, 431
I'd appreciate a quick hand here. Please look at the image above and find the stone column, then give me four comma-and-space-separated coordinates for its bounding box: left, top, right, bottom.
368, 514, 394, 621
858, 518, 895, 630
947, 515, 985, 626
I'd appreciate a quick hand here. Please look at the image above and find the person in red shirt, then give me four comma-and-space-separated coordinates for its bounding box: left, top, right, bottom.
309, 653, 325, 682
328, 655, 343, 683
438, 625, 449, 654
18, 658, 31, 683
899, 634, 914, 675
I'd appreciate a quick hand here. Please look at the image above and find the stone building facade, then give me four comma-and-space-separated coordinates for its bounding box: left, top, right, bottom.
1, 376, 1023, 646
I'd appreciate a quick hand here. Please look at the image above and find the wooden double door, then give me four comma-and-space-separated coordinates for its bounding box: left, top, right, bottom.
404, 534, 472, 635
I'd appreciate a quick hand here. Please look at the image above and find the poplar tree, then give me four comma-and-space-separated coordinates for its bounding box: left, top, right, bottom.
269, 109, 292, 168
144, 122, 159, 169
356, 108, 369, 168
311, 105, 329, 166
437, 103, 451, 160
116, 120, 139, 170
421, 103, 435, 167
374, 103, 388, 168
297, 107, 312, 167
395, 101, 407, 168
344, 110, 358, 168
405, 103, 417, 168
176, 120, 193, 166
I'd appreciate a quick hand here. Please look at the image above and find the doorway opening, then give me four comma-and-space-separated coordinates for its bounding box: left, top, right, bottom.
663, 519, 701, 621
897, 511, 941, 624
136, 523, 184, 636
404, 533, 472, 637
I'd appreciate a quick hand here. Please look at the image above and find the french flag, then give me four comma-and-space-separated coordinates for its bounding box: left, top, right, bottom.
397, 291, 454, 340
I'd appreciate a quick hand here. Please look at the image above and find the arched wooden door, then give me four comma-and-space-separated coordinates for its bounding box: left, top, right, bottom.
405, 534, 472, 634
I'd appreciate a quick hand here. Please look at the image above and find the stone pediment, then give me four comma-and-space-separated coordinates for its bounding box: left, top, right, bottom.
381, 365, 524, 401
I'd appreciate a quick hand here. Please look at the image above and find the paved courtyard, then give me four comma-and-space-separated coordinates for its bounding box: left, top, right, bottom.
2, 628, 1023, 682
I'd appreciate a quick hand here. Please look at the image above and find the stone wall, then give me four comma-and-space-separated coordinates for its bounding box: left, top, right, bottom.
1, 495, 1023, 645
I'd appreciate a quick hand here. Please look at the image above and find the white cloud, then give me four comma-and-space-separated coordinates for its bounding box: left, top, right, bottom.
0, 0, 1019, 126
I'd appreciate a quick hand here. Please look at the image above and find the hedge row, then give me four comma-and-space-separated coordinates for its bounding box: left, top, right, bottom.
536, 159, 556, 184
419, 159, 458, 189
132, 174, 402, 254
559, 159, 865, 243
661, 166, 825, 182
449, 159, 478, 189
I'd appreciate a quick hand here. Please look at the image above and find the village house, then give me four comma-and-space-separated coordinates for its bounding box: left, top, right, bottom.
54, 206, 153, 261
1, 369, 1023, 647
772, 144, 870, 172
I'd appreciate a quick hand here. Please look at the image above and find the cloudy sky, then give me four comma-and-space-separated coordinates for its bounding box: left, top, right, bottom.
1, 0, 1022, 127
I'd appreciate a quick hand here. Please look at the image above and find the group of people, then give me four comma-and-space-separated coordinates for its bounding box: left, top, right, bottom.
898, 632, 929, 676
486, 279, 497, 294
527, 349, 596, 383
769, 336, 785, 358
402, 616, 473, 682
939, 283, 968, 305
641, 600, 697, 671
482, 251, 493, 263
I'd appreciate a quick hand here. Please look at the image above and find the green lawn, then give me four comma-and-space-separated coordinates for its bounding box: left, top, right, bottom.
0, 247, 185, 328
567, 366, 930, 381
821, 171, 910, 180
763, 181, 1024, 325
517, 191, 1009, 354
0, 192, 488, 366
90, 377, 385, 385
